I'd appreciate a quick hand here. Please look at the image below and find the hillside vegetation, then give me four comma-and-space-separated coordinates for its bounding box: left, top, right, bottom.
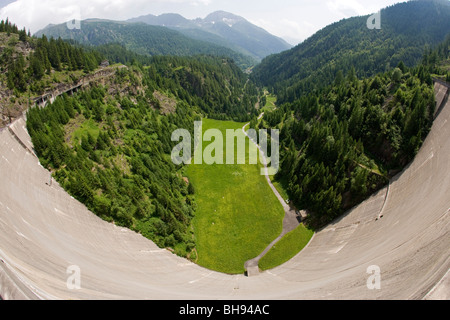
255, 61, 437, 228
92, 43, 260, 121
252, 0, 450, 105
35, 20, 257, 69
21, 53, 259, 259
0, 19, 103, 126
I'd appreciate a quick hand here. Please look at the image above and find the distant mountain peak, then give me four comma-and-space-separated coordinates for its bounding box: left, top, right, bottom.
127, 12, 189, 28
125, 10, 292, 61
204, 11, 246, 24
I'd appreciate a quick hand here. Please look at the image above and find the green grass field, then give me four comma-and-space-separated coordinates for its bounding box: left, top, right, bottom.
185, 119, 285, 274
258, 224, 314, 271
261, 91, 277, 113
71, 118, 100, 141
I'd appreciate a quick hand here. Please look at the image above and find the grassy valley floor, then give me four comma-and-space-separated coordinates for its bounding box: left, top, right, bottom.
186, 118, 285, 274
185, 118, 314, 274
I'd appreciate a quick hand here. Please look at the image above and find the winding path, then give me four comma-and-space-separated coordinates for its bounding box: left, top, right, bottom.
242, 114, 303, 276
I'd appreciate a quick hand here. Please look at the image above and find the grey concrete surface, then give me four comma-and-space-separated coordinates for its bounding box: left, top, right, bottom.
0, 83, 449, 300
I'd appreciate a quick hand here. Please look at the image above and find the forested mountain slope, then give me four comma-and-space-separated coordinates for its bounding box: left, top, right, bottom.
35, 20, 257, 69
0, 19, 103, 127
254, 45, 448, 228
92, 42, 259, 121
128, 11, 292, 61
251, 0, 450, 105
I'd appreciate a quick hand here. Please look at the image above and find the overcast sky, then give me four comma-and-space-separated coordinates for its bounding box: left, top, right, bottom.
0, 0, 408, 45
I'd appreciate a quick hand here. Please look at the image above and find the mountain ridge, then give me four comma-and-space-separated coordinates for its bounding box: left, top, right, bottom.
251, 0, 450, 104
127, 10, 292, 61
34, 19, 257, 69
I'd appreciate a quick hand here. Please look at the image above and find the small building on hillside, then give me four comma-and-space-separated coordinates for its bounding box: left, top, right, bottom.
100, 60, 110, 68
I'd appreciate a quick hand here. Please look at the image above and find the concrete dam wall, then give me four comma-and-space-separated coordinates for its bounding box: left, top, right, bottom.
0, 82, 448, 300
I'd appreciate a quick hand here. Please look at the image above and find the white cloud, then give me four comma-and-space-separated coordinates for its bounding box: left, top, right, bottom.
0, 0, 404, 41
280, 19, 316, 44
0, 0, 16, 9
0, 0, 214, 33
190, 0, 212, 6
250, 17, 315, 45
326, 0, 379, 18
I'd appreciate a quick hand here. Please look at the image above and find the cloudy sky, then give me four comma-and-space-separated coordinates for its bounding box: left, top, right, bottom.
0, 0, 406, 45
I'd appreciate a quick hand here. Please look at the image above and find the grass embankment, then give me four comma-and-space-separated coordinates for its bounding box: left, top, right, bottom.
186, 119, 284, 274
260, 175, 314, 271
261, 91, 277, 113
258, 224, 314, 271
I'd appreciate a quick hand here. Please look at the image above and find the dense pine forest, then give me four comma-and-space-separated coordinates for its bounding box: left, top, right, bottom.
251, 0, 450, 105
0, 19, 104, 126
35, 20, 257, 69
26, 81, 200, 257
0, 20, 103, 93
253, 43, 449, 228
146, 55, 259, 121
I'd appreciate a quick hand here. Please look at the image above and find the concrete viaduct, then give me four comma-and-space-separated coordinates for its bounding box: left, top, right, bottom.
32, 83, 82, 108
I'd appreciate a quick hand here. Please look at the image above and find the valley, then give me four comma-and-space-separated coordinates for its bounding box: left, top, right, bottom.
0, 0, 449, 301
185, 119, 286, 273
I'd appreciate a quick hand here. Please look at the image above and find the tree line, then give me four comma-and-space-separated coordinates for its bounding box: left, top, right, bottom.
1, 21, 104, 95
95, 43, 259, 122
26, 81, 200, 258
251, 0, 450, 105
255, 61, 436, 228
0, 18, 29, 37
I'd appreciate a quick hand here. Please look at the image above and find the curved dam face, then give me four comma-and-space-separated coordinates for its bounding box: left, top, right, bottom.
0, 83, 449, 300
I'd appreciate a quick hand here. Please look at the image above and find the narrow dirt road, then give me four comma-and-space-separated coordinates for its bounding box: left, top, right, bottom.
242, 114, 302, 276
